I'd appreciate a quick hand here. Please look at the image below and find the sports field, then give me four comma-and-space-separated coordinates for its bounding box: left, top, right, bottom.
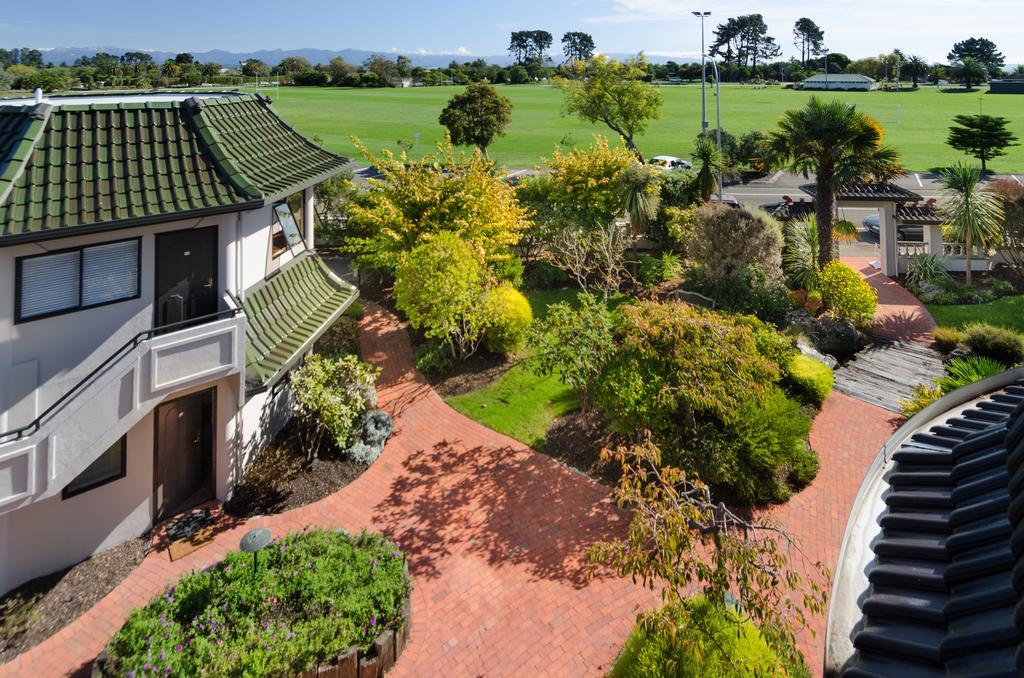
257, 84, 1024, 172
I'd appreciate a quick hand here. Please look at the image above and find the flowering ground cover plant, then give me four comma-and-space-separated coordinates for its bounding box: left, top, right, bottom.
95, 530, 408, 677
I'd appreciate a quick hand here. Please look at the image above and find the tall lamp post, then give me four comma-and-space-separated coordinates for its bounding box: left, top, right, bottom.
692, 11, 711, 132
702, 55, 723, 202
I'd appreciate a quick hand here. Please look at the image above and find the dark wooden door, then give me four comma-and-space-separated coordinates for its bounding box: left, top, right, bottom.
155, 389, 214, 520
155, 226, 218, 328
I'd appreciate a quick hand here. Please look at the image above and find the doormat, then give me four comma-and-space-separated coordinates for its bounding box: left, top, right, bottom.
166, 508, 216, 561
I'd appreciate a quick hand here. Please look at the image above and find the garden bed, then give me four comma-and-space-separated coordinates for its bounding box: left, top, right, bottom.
94, 530, 411, 678
0, 537, 149, 663
224, 421, 370, 520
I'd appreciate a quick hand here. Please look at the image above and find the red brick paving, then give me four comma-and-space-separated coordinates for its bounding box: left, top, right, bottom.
3, 275, 933, 676
0, 303, 654, 678
843, 256, 937, 344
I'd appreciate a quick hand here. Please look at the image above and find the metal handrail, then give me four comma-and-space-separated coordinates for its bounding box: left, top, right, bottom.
0, 307, 244, 445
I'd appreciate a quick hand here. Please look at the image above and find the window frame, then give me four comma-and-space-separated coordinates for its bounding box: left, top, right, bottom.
270, 195, 307, 261
61, 435, 128, 500
14, 236, 143, 324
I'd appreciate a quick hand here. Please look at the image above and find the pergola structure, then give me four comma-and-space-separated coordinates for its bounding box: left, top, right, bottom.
797, 182, 927, 277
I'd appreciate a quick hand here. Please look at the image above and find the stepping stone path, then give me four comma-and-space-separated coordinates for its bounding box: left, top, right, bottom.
834, 339, 946, 412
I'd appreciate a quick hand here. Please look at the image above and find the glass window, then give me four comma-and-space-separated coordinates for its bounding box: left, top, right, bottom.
287, 191, 305, 234
274, 202, 305, 251
82, 240, 140, 306
18, 250, 80, 319
62, 436, 126, 499
16, 239, 141, 322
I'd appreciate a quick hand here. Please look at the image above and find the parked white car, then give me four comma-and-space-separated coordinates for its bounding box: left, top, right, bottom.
648, 155, 693, 171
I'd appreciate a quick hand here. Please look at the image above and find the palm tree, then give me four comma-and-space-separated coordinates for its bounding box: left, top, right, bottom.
904, 55, 929, 88
618, 162, 662, 234
691, 136, 728, 203
939, 163, 1004, 286
766, 97, 902, 269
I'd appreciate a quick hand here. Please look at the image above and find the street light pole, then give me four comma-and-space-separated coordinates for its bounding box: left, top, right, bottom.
693, 11, 711, 132
704, 56, 723, 202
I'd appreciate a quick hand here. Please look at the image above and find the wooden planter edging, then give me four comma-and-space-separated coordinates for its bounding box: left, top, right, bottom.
298, 589, 412, 678
298, 561, 413, 678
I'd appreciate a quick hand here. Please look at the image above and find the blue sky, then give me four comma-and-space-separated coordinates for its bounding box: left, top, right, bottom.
1, 0, 1021, 63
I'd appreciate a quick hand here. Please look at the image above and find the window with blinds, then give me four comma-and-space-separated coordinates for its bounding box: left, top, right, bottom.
16, 238, 141, 322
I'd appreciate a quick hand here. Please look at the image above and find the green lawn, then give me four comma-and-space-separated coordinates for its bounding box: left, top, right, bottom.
928, 295, 1024, 334
445, 288, 583, 449
255, 84, 1024, 171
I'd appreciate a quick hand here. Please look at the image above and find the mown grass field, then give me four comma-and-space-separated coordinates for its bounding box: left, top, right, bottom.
256, 83, 1024, 171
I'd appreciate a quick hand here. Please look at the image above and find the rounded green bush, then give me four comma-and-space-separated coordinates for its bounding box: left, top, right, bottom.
818, 260, 877, 328
962, 322, 1024, 366
484, 284, 533, 355
932, 326, 965, 354
784, 354, 834, 406
96, 530, 409, 677
610, 597, 791, 678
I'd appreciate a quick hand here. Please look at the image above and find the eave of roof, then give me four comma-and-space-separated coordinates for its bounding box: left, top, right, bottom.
800, 181, 923, 202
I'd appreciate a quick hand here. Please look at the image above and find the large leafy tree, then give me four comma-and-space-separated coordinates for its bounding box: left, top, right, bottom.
904, 55, 929, 87
939, 163, 1004, 286
948, 37, 1005, 77
438, 83, 513, 157
557, 54, 662, 162
711, 14, 781, 73
792, 18, 824, 67
561, 32, 596, 64
766, 97, 902, 269
240, 58, 270, 77
947, 114, 1019, 172
344, 137, 528, 274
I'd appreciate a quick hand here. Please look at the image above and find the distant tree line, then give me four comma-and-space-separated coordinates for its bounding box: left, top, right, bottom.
0, 28, 1014, 94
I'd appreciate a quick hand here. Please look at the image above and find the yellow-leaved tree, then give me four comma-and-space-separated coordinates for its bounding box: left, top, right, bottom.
344, 137, 529, 276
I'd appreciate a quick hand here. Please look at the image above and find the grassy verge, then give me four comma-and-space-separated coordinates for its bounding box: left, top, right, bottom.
928, 295, 1024, 334
446, 289, 585, 449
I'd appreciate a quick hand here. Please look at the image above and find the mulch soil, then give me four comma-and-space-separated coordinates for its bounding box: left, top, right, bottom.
0, 536, 149, 663
223, 422, 369, 520
429, 351, 512, 398
543, 410, 624, 486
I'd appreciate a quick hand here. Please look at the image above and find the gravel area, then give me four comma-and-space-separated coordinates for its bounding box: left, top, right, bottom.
0, 536, 149, 663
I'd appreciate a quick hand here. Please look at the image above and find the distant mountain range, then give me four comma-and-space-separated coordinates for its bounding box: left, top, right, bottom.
38, 46, 684, 68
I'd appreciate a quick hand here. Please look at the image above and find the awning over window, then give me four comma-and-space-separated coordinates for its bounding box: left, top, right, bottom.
241, 254, 358, 395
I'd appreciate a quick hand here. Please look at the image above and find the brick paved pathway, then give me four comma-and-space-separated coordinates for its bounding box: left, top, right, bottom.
1, 303, 654, 678
843, 256, 937, 344
3, 273, 933, 676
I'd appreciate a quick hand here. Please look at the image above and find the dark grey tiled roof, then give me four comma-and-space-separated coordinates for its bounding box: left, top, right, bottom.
897, 204, 945, 226
843, 383, 1024, 677
800, 182, 923, 202
762, 199, 816, 221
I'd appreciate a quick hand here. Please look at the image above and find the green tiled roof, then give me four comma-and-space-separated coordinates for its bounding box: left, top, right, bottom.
0, 93, 350, 244
240, 253, 358, 394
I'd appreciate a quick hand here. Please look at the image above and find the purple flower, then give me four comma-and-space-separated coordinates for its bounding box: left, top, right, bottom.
199, 623, 204, 630
370, 616, 377, 627
160, 650, 167, 660
225, 566, 232, 574
306, 562, 312, 569
144, 663, 151, 670
279, 545, 286, 552
128, 672, 135, 678
286, 632, 295, 640
165, 669, 171, 676
175, 644, 183, 652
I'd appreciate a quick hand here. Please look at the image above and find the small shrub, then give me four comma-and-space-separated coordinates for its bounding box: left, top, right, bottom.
936, 355, 1008, 393
697, 267, 792, 325
688, 205, 784, 282
987, 277, 1015, 297
784, 354, 834, 406
804, 289, 823, 315
415, 340, 454, 375
932, 326, 965, 353
905, 253, 949, 289
788, 445, 820, 488
610, 597, 788, 678
660, 205, 698, 251
962, 322, 1024, 365
346, 409, 394, 465
637, 253, 682, 288
523, 259, 571, 290
290, 354, 380, 465
818, 261, 877, 328
899, 384, 944, 418
343, 301, 365, 320
484, 284, 533, 355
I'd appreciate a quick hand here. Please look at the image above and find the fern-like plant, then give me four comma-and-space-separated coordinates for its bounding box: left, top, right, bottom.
936, 355, 1008, 393
905, 253, 949, 289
